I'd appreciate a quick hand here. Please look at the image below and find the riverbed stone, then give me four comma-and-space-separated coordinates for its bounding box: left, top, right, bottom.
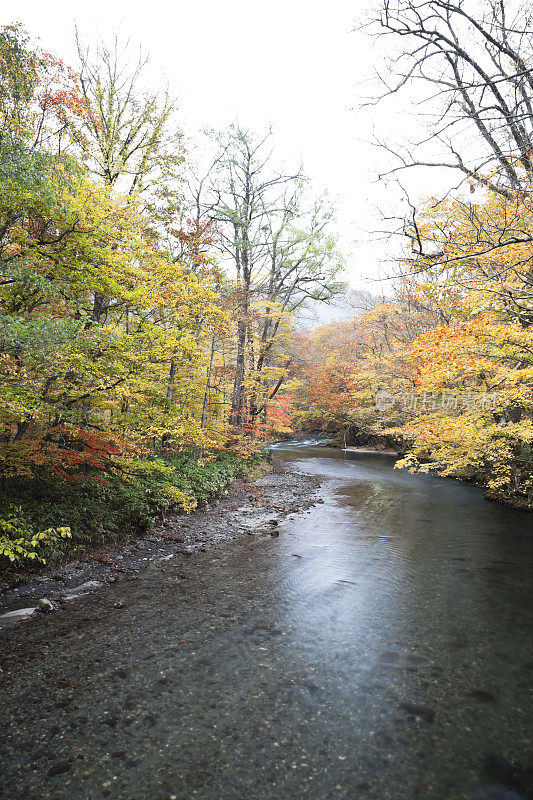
62, 580, 104, 600
0, 607, 37, 627
398, 702, 436, 722
468, 689, 498, 704
475, 785, 527, 800
47, 759, 72, 777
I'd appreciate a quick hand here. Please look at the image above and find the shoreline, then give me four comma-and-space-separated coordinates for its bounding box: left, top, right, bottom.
0, 462, 322, 628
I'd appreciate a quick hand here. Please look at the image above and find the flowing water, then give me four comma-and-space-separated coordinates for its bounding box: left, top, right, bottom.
1, 442, 532, 800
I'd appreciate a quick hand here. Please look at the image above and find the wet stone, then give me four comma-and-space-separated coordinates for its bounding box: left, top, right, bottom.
379, 650, 400, 663
398, 702, 436, 723
0, 607, 37, 627
62, 580, 104, 600
476, 785, 528, 800
468, 689, 499, 705
483, 754, 533, 797
47, 760, 72, 777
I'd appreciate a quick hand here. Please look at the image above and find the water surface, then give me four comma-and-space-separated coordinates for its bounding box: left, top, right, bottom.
2, 442, 532, 800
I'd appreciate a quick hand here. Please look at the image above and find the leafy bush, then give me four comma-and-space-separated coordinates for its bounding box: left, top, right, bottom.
0, 449, 267, 573
0, 505, 70, 564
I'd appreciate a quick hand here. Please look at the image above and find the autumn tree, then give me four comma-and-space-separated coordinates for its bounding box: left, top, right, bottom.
364, 1, 533, 318
344, 3, 533, 505
393, 291, 533, 503
73, 32, 183, 201
196, 124, 344, 428
0, 25, 228, 486
287, 292, 436, 432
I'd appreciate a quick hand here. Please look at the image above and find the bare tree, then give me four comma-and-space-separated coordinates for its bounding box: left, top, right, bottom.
249, 193, 345, 422
364, 1, 533, 325
365, 0, 533, 197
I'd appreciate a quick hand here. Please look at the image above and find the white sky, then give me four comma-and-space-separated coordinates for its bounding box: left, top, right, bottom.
6, 0, 450, 291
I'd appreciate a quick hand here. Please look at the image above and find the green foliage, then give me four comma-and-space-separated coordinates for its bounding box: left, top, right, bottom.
0, 23, 41, 138
0, 450, 265, 573
156, 451, 261, 508
0, 505, 70, 564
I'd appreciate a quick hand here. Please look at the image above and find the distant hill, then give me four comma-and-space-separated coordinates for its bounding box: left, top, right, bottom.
295, 289, 384, 329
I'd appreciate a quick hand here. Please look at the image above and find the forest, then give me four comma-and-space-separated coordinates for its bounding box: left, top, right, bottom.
1, 2, 533, 572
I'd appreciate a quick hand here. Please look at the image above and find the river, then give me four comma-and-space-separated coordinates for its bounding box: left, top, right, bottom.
1, 441, 532, 800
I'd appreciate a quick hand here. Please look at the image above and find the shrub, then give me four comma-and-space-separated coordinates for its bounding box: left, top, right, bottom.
0, 505, 70, 564
0, 449, 267, 573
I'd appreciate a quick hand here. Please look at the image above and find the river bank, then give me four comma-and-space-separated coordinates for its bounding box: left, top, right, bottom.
0, 462, 321, 627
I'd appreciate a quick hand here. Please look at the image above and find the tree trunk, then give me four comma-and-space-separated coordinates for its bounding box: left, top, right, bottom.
230, 319, 247, 426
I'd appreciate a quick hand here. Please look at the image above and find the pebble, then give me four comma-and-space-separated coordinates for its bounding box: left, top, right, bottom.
468, 689, 498, 704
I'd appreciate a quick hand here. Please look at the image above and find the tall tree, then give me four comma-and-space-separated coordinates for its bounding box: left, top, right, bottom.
73, 31, 184, 217
196, 124, 344, 427
364, 0, 533, 335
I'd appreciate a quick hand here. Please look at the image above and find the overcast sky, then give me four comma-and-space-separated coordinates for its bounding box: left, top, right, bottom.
6, 0, 445, 291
